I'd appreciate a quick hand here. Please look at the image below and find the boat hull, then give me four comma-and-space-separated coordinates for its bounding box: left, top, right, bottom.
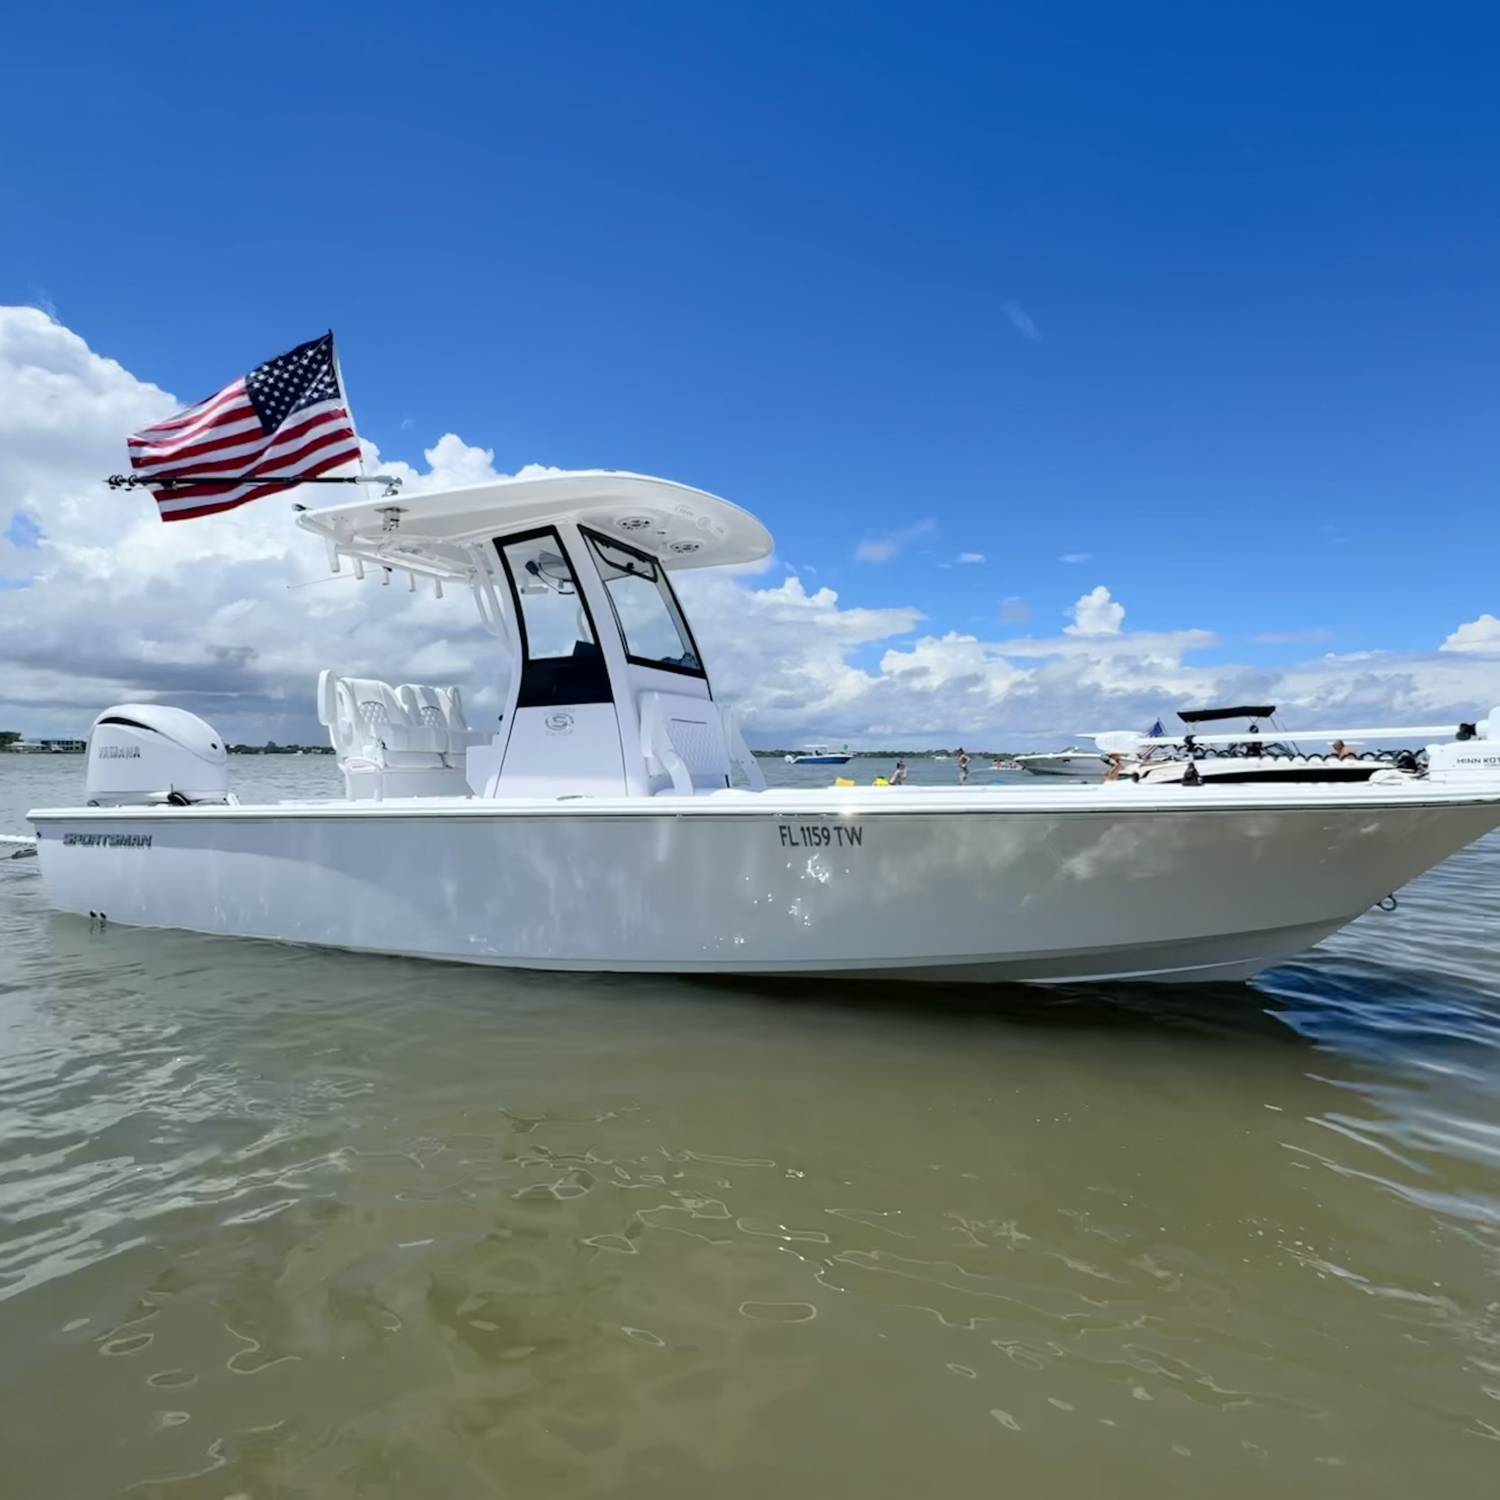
1016, 759, 1109, 780
28, 789, 1500, 984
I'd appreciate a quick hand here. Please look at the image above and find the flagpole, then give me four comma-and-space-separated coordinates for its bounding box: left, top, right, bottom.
329, 329, 369, 481
105, 473, 401, 493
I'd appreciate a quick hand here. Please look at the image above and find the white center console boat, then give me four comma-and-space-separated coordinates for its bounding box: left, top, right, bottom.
785, 744, 852, 766
26, 471, 1500, 985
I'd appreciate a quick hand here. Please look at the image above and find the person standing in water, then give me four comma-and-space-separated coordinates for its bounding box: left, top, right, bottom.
890, 759, 909, 785
956, 747, 971, 784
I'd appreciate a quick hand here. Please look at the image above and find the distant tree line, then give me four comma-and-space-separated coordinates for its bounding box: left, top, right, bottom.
228, 742, 336, 755
0, 733, 340, 755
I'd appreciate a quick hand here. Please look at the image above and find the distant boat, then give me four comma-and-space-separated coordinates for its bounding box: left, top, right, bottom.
1013, 747, 1111, 780
1119, 705, 1424, 787
785, 743, 851, 765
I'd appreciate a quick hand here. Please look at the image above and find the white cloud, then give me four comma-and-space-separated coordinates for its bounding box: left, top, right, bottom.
4, 307, 1498, 752
678, 574, 922, 726
938, 551, 986, 569
1064, 585, 1125, 637
1442, 613, 1500, 654
1059, 552, 1092, 565
1002, 301, 1042, 342
854, 518, 936, 563
0, 308, 529, 742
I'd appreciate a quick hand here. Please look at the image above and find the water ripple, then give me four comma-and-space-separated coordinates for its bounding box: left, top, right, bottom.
3, 764, 1500, 1494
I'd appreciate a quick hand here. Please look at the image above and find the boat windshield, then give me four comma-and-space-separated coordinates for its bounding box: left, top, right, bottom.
583, 530, 703, 675
496, 529, 611, 707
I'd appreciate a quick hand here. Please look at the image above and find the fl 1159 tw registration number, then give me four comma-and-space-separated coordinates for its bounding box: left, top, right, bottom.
778, 822, 864, 849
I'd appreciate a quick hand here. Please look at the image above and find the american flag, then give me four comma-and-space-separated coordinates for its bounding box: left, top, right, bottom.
127, 333, 361, 521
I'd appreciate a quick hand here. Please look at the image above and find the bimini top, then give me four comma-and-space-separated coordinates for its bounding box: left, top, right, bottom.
1178, 704, 1277, 725
297, 469, 774, 582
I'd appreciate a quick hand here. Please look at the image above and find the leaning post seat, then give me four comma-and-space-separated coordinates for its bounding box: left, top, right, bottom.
316, 670, 478, 800
638, 690, 766, 794
396, 683, 487, 754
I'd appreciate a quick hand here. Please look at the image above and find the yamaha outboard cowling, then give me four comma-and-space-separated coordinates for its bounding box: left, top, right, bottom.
85, 705, 229, 806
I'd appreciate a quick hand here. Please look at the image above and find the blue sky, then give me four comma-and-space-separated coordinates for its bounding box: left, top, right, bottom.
2, 2, 1498, 741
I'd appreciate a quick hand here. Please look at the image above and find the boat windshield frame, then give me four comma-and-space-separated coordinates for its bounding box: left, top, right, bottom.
578, 525, 707, 681
494, 526, 614, 709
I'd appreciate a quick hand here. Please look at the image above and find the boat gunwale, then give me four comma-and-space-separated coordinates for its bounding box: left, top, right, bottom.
27, 783, 1500, 824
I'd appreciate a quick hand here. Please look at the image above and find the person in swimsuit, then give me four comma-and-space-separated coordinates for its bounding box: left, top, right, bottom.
956, 748, 971, 784
890, 759, 909, 785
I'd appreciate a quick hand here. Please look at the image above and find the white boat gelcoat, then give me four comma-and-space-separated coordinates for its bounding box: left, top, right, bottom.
27, 468, 1500, 987
30, 782, 1500, 984
1013, 750, 1111, 780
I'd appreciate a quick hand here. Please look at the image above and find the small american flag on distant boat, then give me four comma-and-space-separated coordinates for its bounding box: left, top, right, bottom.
125, 333, 362, 522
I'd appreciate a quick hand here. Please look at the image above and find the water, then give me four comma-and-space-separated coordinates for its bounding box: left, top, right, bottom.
3, 755, 1499, 1497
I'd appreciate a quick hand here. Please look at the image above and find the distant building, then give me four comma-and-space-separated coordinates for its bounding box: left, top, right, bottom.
9, 738, 88, 753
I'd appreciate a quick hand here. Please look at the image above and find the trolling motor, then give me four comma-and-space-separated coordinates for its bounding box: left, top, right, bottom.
1426, 708, 1500, 784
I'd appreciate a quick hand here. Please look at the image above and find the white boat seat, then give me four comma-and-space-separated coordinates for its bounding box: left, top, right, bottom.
397, 683, 487, 754
332, 676, 445, 761
639, 690, 730, 794
317, 670, 474, 800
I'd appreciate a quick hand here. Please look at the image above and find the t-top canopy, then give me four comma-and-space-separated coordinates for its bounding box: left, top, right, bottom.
297, 470, 774, 582
1178, 705, 1277, 725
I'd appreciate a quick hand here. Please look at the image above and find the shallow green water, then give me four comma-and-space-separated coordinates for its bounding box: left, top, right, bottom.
2, 756, 1499, 1497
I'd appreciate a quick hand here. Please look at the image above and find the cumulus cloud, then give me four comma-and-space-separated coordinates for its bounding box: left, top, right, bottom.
1064, 585, 1125, 637
854, 518, 936, 563
1442, 613, 1500, 654
0, 308, 525, 741
4, 307, 1498, 751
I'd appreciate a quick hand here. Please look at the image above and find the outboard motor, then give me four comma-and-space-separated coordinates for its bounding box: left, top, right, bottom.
1426, 705, 1500, 785
85, 705, 230, 806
